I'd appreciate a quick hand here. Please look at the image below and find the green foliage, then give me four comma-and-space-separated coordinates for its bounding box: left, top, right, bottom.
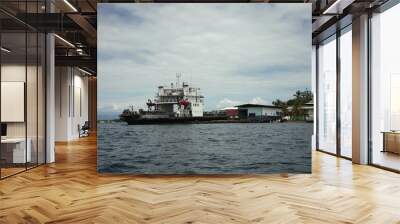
272, 99, 288, 115
286, 89, 313, 106
272, 89, 313, 116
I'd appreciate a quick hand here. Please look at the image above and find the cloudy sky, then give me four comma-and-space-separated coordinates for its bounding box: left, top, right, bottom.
98, 4, 311, 119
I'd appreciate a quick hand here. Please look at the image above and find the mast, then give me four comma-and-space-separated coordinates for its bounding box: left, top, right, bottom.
176, 73, 182, 88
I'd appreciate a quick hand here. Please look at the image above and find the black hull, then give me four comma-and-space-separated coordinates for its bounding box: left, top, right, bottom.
125, 116, 228, 125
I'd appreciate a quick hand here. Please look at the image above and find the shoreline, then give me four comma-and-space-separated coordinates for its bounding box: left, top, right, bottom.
98, 119, 313, 125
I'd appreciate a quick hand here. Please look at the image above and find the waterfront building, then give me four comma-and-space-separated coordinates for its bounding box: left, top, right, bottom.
223, 107, 239, 119
236, 104, 282, 119
288, 100, 314, 121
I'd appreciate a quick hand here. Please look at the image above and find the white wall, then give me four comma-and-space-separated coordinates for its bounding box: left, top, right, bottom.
191, 103, 203, 117
1, 65, 27, 148
246, 107, 262, 116
55, 67, 69, 141
71, 73, 89, 138
262, 108, 281, 116
1, 82, 25, 122
1, 63, 47, 164
243, 107, 281, 116
55, 67, 89, 141
1, 65, 40, 137
1, 65, 26, 136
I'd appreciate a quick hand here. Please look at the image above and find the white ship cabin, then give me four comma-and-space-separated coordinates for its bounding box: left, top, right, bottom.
155, 82, 204, 117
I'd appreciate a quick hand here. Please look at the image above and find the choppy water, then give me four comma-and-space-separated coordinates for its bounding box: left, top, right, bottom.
97, 122, 312, 174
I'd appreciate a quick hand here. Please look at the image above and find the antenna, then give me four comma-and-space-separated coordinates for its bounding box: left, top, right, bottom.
176, 73, 182, 87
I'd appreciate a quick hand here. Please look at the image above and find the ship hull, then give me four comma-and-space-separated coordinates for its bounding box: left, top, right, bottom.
125, 116, 228, 125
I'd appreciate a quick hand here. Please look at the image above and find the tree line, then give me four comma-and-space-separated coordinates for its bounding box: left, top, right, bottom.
272, 90, 313, 117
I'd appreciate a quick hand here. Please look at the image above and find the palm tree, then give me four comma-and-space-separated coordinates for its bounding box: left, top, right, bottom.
291, 101, 305, 120
293, 90, 302, 100
281, 103, 288, 116
272, 99, 283, 106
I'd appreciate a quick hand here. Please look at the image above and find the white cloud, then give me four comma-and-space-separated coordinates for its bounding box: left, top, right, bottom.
216, 98, 243, 109
249, 97, 268, 105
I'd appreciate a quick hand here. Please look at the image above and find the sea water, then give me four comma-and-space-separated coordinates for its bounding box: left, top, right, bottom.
97, 122, 313, 174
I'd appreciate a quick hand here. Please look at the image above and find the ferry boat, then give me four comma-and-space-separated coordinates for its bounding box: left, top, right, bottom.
120, 75, 227, 125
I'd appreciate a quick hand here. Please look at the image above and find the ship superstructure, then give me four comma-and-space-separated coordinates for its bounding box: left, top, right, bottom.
145, 75, 204, 118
